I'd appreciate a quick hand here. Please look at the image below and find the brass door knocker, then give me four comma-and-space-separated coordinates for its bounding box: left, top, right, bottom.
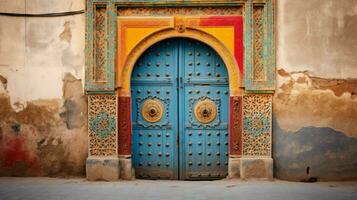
194, 99, 217, 124
142, 98, 164, 123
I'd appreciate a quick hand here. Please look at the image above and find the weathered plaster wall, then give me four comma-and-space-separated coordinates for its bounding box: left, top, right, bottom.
274, 0, 357, 181
0, 0, 87, 176
1, 0, 356, 181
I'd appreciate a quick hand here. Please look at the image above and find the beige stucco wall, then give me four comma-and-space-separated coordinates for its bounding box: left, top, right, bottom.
277, 0, 357, 79
0, 0, 87, 176
0, 0, 85, 107
274, 0, 357, 181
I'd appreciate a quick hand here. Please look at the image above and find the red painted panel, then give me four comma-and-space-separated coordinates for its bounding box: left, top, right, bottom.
2, 137, 40, 173
200, 16, 244, 77
229, 96, 243, 156
118, 96, 132, 155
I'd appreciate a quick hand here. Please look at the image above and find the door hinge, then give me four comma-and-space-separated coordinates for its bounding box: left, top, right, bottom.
180, 77, 183, 88
176, 77, 179, 89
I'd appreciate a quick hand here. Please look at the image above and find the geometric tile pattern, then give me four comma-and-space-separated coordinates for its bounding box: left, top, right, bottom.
88, 95, 117, 156
253, 5, 265, 81
94, 6, 107, 82
243, 94, 272, 156
244, 0, 275, 91
117, 6, 243, 16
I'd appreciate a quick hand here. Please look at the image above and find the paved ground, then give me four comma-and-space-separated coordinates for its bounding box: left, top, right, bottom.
0, 178, 356, 200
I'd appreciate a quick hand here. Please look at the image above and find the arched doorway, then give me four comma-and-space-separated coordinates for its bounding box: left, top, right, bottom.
131, 38, 229, 180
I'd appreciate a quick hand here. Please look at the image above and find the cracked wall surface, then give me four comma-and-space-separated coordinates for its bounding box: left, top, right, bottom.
0, 0, 87, 177
275, 0, 357, 181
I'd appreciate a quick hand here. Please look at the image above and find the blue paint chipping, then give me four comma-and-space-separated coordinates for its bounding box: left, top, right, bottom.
273, 116, 357, 181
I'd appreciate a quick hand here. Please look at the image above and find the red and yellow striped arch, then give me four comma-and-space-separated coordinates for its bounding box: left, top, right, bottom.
116, 15, 244, 96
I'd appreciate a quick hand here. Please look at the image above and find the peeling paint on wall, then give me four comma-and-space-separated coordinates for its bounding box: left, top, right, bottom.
0, 73, 87, 176
0, 3, 85, 108
274, 67, 357, 181
273, 119, 357, 181
60, 73, 86, 129
274, 69, 357, 137
59, 21, 72, 43
310, 77, 357, 99
0, 0, 86, 177
276, 0, 357, 181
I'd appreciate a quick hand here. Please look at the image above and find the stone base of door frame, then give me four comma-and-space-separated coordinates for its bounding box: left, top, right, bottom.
228, 157, 273, 180
228, 157, 241, 179
239, 157, 273, 180
86, 156, 120, 181
119, 157, 135, 180
86, 157, 273, 181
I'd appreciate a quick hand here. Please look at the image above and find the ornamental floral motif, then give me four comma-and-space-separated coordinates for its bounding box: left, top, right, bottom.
94, 6, 107, 82
188, 96, 221, 128
253, 6, 265, 81
243, 94, 272, 156
243, 112, 270, 138
194, 98, 217, 124
136, 96, 170, 128
88, 95, 117, 156
117, 7, 243, 16
89, 112, 116, 138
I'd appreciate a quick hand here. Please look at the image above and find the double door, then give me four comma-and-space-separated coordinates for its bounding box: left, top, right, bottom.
131, 38, 229, 180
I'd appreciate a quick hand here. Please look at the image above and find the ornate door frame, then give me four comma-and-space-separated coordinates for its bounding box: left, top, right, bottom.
85, 0, 275, 181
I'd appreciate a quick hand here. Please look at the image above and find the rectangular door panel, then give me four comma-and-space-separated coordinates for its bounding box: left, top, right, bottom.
181, 85, 229, 179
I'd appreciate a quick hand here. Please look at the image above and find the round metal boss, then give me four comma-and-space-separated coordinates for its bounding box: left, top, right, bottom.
141, 98, 164, 123
194, 99, 217, 124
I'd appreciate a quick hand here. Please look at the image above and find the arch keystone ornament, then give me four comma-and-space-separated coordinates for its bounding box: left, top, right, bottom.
174, 16, 187, 33
85, 0, 275, 181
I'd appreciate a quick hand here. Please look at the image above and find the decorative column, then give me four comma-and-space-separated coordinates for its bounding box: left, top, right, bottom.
240, 0, 275, 180
117, 96, 133, 180
86, 95, 119, 181
85, 0, 119, 181
241, 94, 273, 179
228, 96, 243, 179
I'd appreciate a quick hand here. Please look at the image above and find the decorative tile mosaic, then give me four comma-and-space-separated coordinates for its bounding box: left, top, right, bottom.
244, 0, 275, 91
253, 5, 265, 81
117, 7, 242, 16
94, 6, 107, 82
243, 94, 272, 156
88, 95, 117, 156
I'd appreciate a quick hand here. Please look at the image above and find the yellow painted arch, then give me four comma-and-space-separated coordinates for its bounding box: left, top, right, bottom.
117, 28, 241, 96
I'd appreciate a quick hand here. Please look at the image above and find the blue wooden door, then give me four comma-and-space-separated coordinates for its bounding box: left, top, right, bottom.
131, 39, 179, 179
131, 38, 229, 180
179, 39, 229, 180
